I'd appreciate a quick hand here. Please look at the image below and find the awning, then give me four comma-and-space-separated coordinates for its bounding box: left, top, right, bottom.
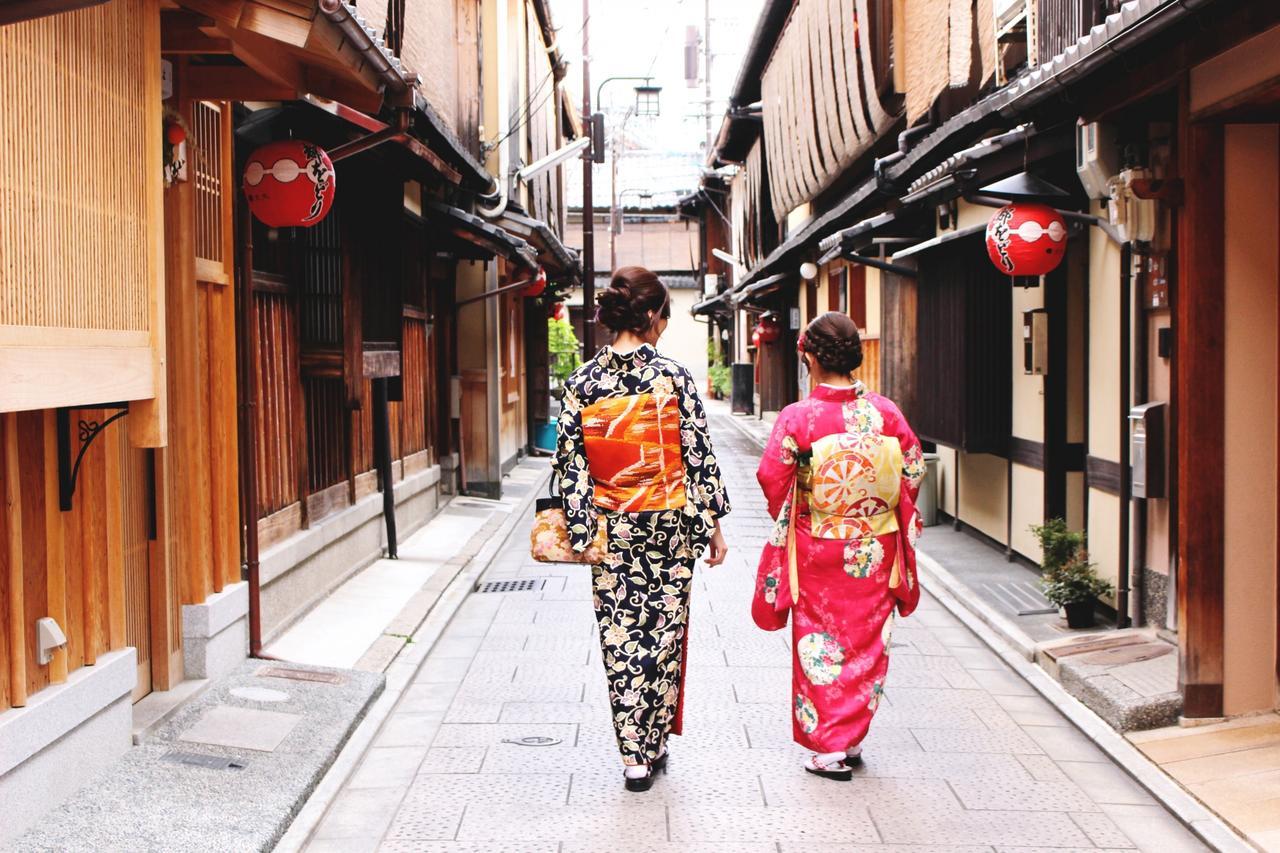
891, 223, 987, 260
423, 201, 538, 270
495, 209, 580, 280
169, 0, 417, 113
411, 92, 493, 192
732, 273, 790, 306
691, 292, 731, 317
817, 211, 903, 265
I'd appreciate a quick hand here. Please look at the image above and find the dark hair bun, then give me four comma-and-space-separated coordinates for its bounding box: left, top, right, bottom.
802, 311, 863, 374
596, 266, 671, 334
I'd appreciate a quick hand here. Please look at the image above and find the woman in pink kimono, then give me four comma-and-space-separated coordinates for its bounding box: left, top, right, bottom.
752, 312, 926, 780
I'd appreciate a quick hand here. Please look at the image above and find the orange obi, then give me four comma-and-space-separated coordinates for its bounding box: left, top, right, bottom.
582, 392, 687, 513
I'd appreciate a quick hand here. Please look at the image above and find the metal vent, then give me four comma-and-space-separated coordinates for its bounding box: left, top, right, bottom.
475, 578, 544, 594
256, 666, 346, 684
163, 750, 247, 771
982, 580, 1057, 616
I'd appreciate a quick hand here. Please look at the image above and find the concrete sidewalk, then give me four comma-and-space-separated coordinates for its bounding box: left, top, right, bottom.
295, 411, 1216, 852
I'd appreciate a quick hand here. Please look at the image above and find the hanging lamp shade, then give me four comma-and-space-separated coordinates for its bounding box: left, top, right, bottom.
522, 268, 548, 297
979, 170, 1072, 202
243, 140, 336, 227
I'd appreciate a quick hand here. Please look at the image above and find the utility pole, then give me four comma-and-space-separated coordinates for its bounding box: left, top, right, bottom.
704, 0, 713, 153
581, 0, 596, 356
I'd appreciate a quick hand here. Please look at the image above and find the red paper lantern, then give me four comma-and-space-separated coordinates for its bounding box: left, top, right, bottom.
243, 140, 336, 228
551, 302, 567, 321
522, 268, 548, 298
165, 123, 186, 146
985, 203, 1067, 278
756, 315, 782, 344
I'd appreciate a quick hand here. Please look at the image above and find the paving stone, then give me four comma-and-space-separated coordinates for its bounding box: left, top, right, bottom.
455, 803, 668, 842
178, 705, 302, 752
304, 412, 1211, 853
375, 712, 444, 748
417, 747, 486, 774
347, 747, 429, 790
314, 787, 407, 840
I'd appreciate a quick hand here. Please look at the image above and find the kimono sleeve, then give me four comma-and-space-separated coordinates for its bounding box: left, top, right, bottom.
886, 399, 925, 504
677, 368, 730, 527
756, 408, 799, 519
553, 382, 597, 553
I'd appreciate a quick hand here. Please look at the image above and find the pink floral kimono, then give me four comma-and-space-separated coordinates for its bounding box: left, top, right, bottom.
752, 382, 925, 754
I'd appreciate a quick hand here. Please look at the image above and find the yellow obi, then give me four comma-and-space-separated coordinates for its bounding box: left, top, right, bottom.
798, 432, 902, 539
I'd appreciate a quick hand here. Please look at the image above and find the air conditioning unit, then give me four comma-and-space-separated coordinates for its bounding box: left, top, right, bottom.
1076, 120, 1118, 200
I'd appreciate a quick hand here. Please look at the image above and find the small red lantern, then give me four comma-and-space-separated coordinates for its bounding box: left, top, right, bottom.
165, 122, 186, 146
522, 268, 548, 298
551, 302, 567, 321
243, 140, 336, 228
756, 315, 782, 344
985, 203, 1067, 278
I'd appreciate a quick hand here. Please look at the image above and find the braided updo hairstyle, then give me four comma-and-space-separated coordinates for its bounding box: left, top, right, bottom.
596, 266, 671, 335
800, 311, 863, 375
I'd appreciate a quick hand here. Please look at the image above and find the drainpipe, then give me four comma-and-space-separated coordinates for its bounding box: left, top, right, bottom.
1132, 247, 1149, 629
234, 196, 265, 658
371, 377, 398, 559
1117, 242, 1133, 629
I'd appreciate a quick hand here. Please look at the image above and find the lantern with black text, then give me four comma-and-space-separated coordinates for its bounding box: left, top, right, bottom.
985, 203, 1067, 278
243, 140, 336, 228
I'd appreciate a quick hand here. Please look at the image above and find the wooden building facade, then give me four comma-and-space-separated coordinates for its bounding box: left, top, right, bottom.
0, 0, 579, 842
697, 0, 1280, 737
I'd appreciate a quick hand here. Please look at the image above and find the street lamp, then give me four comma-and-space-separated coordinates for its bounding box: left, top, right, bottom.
595, 76, 663, 118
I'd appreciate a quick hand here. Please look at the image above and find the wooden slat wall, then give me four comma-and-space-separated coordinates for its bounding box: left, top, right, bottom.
760, 0, 897, 220
400, 318, 429, 458
255, 290, 304, 516
0, 409, 128, 712
0, 0, 163, 420
854, 337, 882, 394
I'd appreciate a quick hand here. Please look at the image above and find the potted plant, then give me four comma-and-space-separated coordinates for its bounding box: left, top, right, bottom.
1042, 556, 1114, 629
1031, 518, 1112, 629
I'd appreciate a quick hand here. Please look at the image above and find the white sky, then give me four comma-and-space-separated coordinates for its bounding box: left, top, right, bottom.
547, 0, 766, 208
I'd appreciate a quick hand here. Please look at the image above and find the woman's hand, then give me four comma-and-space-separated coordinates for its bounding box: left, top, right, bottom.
705, 524, 728, 567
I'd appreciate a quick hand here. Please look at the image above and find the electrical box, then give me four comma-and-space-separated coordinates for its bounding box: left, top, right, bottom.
1022, 309, 1048, 375
590, 113, 606, 164
1129, 402, 1166, 499
1076, 120, 1118, 200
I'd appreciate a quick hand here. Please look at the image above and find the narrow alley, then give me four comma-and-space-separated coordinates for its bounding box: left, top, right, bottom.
300, 410, 1209, 852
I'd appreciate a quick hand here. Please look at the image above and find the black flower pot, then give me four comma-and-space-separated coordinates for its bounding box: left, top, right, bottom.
1064, 599, 1096, 629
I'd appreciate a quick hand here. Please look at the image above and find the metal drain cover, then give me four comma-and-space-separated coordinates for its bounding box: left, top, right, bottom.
163, 750, 247, 771
476, 578, 545, 594
501, 736, 562, 747
256, 665, 346, 684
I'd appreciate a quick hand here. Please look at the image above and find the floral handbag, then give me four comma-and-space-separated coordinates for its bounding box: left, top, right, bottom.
530, 484, 607, 564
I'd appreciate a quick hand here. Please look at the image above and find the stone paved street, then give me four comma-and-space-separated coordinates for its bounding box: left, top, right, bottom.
303, 412, 1211, 852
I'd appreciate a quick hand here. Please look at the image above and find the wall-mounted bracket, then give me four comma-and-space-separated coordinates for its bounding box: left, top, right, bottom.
57, 404, 129, 511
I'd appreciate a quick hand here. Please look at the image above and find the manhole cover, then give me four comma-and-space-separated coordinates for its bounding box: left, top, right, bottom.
501, 736, 562, 747
476, 579, 544, 594
163, 750, 247, 771
256, 666, 346, 684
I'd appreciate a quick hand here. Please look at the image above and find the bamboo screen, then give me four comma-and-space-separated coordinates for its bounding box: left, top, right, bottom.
904, 0, 957, 123
760, 0, 896, 221
0, 0, 157, 333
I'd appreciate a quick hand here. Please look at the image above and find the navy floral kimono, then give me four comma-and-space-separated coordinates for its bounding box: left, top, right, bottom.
554, 344, 730, 766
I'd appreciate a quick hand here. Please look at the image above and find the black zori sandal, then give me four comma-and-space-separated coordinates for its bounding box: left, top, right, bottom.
804, 754, 854, 781
623, 750, 668, 792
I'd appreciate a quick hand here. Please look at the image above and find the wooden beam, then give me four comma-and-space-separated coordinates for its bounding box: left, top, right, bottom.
227, 25, 307, 91
3, 413, 26, 708
132, 0, 168, 449
42, 410, 67, 684
1176, 100, 1226, 718
237, 0, 314, 47
103, 423, 127, 650
183, 66, 297, 102
169, 0, 245, 28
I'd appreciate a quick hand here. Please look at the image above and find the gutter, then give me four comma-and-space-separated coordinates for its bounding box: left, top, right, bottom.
317, 0, 419, 100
